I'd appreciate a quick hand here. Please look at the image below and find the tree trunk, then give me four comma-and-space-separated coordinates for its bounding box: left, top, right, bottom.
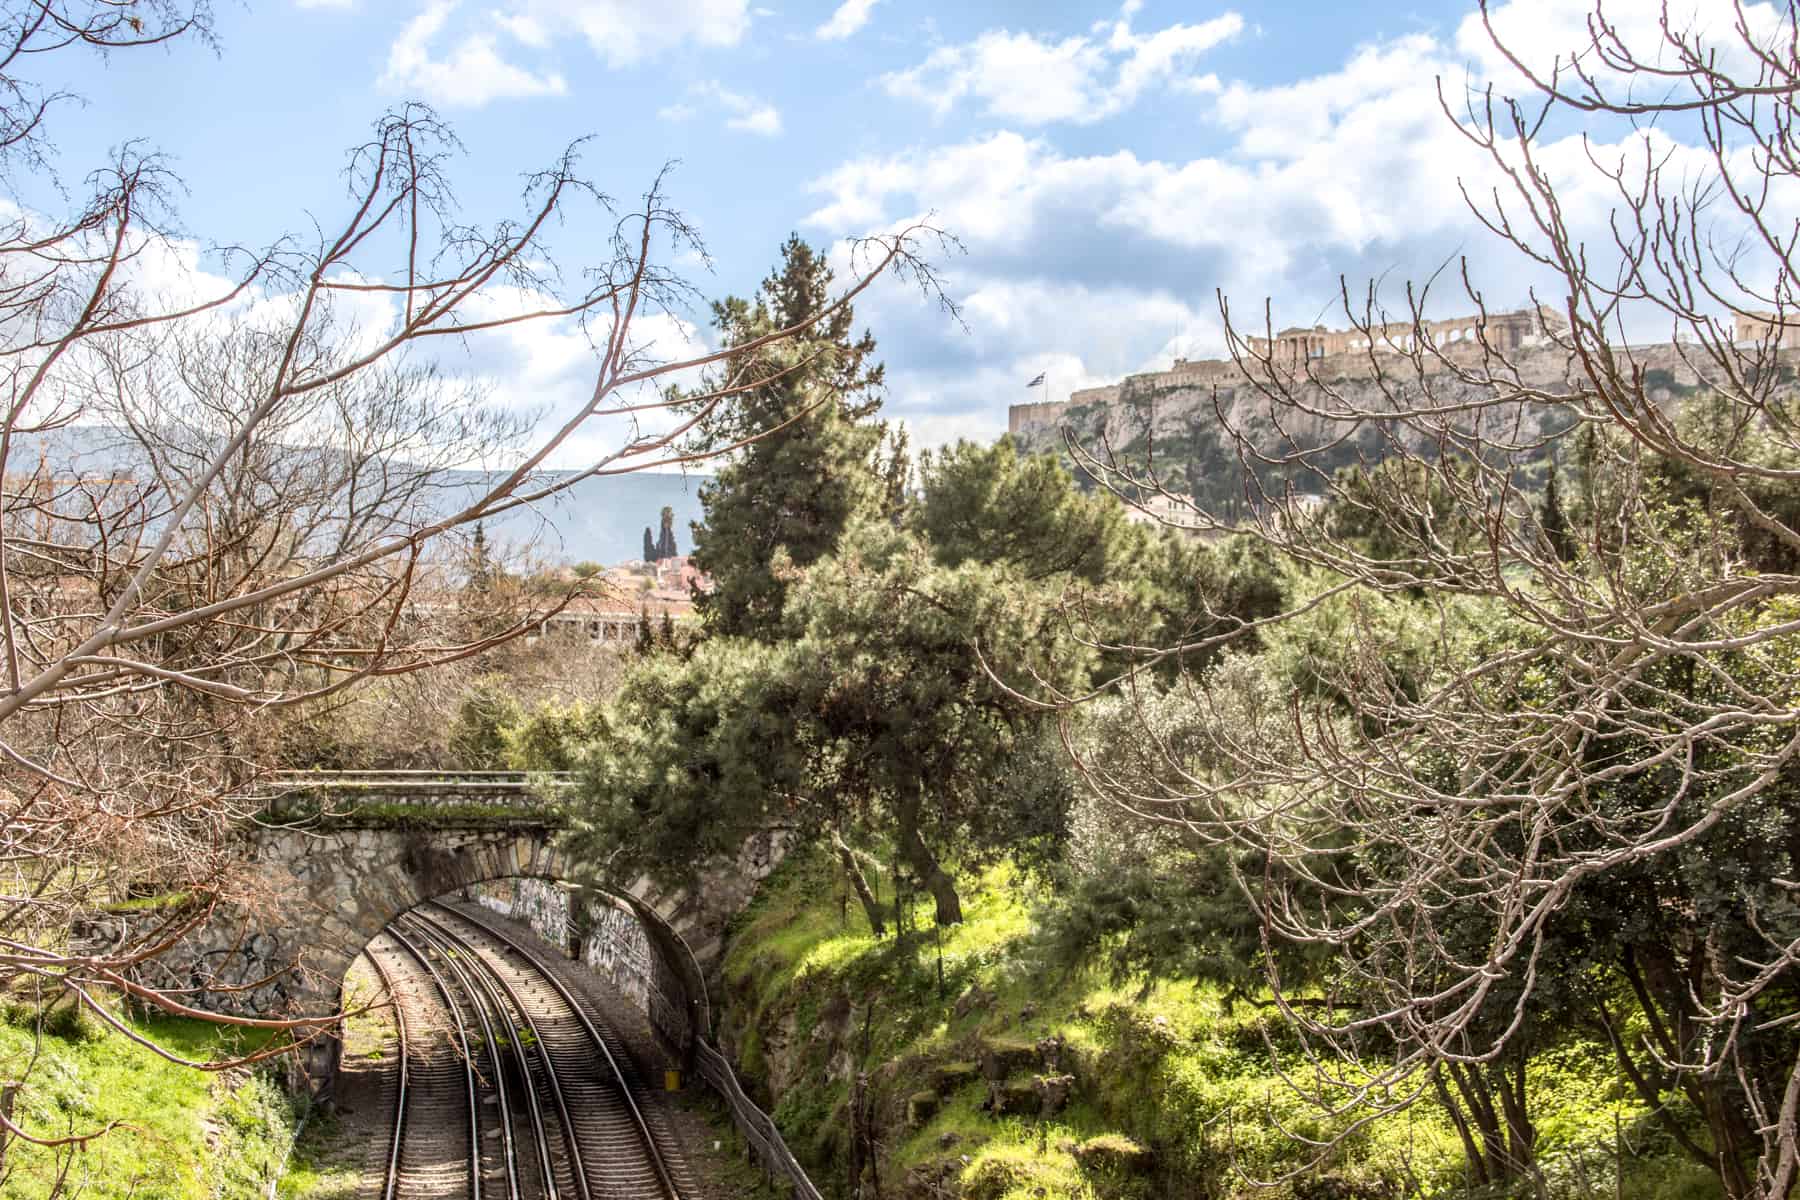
896, 788, 962, 926
848, 1069, 867, 1196
1432, 1065, 1491, 1188
1702, 1075, 1757, 1200
1441, 1057, 1542, 1189
0, 1081, 14, 1167
1493, 1056, 1540, 1188
1626, 947, 1758, 1200
833, 829, 885, 936
1593, 1000, 1714, 1167
1448, 1062, 1512, 1183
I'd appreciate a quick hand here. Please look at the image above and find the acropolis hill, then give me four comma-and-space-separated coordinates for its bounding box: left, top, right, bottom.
1004, 305, 1788, 513
1009, 306, 1561, 436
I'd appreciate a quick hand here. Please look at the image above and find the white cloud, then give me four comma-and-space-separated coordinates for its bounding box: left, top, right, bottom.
815, 0, 880, 41
1454, 0, 1788, 92
866, 277, 1223, 449
545, 0, 753, 67
717, 89, 783, 136
660, 81, 783, 136
383, 277, 719, 469
380, 0, 753, 107
382, 1, 568, 107
881, 2, 1242, 125
732, 106, 783, 136
806, 0, 1786, 451
493, 10, 550, 47
815, 20, 1706, 280
483, 309, 714, 468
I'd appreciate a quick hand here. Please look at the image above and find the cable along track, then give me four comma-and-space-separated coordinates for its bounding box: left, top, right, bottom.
370, 900, 683, 1200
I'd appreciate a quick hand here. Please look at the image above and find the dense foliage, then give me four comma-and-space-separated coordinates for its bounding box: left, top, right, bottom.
552, 198, 1800, 1197
686, 235, 902, 640
569, 438, 1250, 927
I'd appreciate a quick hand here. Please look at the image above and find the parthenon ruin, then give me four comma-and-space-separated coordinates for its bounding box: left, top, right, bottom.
1733, 311, 1800, 349
1009, 306, 1563, 435
1246, 304, 1561, 363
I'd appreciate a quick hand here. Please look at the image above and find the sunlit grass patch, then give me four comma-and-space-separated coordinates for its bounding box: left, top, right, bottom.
0, 1007, 298, 1200
721, 847, 1715, 1199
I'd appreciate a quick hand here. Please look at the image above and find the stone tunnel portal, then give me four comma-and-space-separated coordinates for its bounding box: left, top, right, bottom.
336, 871, 709, 1091
114, 819, 784, 1096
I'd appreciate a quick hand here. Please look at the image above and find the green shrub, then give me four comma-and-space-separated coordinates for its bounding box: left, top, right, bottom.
43, 1000, 100, 1042
1617, 1159, 1725, 1200
215, 1072, 300, 1196
0, 1013, 292, 1199
448, 676, 524, 768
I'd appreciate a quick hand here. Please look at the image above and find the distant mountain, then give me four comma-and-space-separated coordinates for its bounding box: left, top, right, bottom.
4, 424, 713, 568
440, 469, 712, 567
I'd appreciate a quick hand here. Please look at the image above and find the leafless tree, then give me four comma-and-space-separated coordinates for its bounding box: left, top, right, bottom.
1046, 3, 1800, 1197
0, 0, 945, 1161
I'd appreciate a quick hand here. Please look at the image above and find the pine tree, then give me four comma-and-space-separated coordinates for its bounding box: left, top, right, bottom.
466, 522, 494, 592
1541, 462, 1576, 562
459, 521, 508, 636
656, 505, 678, 560
874, 422, 912, 524
643, 526, 656, 562
689, 235, 890, 639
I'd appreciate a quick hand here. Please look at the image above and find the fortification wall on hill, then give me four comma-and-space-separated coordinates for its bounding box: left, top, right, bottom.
1011, 340, 1718, 439
1008, 400, 1075, 433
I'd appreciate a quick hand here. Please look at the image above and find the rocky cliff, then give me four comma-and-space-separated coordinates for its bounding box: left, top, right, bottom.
1009, 343, 1715, 511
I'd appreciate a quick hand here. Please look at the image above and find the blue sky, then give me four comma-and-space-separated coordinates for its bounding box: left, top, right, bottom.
26, 0, 1778, 460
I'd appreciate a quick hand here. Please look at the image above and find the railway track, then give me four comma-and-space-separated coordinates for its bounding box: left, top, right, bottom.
368, 900, 683, 1200
364, 928, 483, 1199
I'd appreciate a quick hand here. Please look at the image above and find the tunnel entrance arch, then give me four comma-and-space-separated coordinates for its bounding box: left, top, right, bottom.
330, 866, 715, 1091
113, 813, 782, 1094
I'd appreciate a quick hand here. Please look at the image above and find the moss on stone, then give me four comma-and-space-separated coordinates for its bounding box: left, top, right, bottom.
930, 1060, 980, 1096
977, 1036, 1040, 1081
1074, 1133, 1153, 1176
992, 1080, 1040, 1117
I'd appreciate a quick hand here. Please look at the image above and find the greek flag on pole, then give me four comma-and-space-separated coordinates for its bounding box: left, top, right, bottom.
1025, 372, 1046, 387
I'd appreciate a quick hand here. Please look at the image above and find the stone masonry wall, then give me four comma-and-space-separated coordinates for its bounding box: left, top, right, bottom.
84, 817, 792, 1091
471, 866, 732, 1051
471, 875, 678, 1030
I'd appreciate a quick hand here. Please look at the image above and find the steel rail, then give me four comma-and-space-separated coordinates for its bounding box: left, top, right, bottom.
362, 937, 411, 1200
379, 924, 487, 1200
401, 911, 571, 1200
408, 910, 591, 1200
273, 770, 561, 777
393, 913, 526, 1200
425, 901, 682, 1200
266, 770, 575, 787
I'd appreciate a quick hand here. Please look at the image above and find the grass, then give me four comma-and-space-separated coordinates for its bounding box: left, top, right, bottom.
0, 1003, 300, 1200
720, 851, 1724, 1200
275, 1110, 360, 1200
99, 891, 195, 914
